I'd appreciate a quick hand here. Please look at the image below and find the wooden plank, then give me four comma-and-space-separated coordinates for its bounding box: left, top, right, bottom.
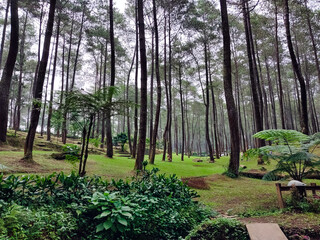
275, 183, 285, 209
278, 185, 320, 191
246, 223, 288, 240
311, 183, 317, 195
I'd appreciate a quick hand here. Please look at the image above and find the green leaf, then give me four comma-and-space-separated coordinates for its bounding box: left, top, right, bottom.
117, 217, 128, 226
100, 211, 111, 218
96, 223, 104, 233
103, 220, 113, 230
121, 212, 132, 218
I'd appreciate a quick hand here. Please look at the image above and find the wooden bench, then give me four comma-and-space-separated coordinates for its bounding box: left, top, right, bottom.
275, 183, 320, 208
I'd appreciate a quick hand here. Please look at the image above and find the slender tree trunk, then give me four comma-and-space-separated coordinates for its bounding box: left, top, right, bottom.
0, 0, 10, 70
167, 9, 173, 162
40, 43, 55, 136
283, 0, 309, 134
274, 1, 285, 129
162, 14, 169, 162
149, 30, 154, 150
32, 3, 44, 97
220, 0, 240, 176
179, 63, 185, 161
62, 15, 74, 144
132, 1, 139, 158
47, 17, 60, 141
149, 0, 161, 164
71, 4, 85, 91
242, 0, 264, 149
134, 0, 148, 170
204, 42, 214, 162
14, 12, 28, 131
0, 0, 19, 142
127, 49, 136, 155
101, 41, 108, 147
304, 0, 320, 85
23, 0, 56, 161
106, 0, 115, 158
80, 114, 94, 177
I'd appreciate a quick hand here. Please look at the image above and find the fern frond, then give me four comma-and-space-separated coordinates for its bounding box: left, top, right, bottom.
253, 129, 309, 144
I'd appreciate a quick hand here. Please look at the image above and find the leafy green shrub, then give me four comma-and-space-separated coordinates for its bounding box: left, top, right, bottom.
88, 169, 214, 239
0, 169, 212, 239
0, 204, 78, 240
89, 138, 101, 148
0, 172, 108, 207
113, 133, 128, 152
186, 218, 249, 240
246, 130, 320, 181
63, 144, 80, 162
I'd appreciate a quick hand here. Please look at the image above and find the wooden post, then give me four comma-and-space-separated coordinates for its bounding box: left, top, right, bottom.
276, 183, 285, 209
311, 183, 316, 195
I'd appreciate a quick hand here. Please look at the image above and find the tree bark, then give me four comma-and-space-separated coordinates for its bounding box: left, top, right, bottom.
106, 0, 115, 158
0, 0, 10, 70
14, 12, 28, 131
179, 63, 185, 161
135, 0, 148, 171
283, 0, 309, 134
0, 0, 19, 142
304, 0, 320, 85
149, 0, 161, 164
132, 0, 139, 159
47, 17, 60, 141
220, 0, 240, 176
23, 0, 56, 161
71, 4, 85, 91
204, 43, 214, 162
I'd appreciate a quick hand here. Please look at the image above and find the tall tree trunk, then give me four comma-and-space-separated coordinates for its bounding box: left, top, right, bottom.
304, 0, 320, 85
32, 3, 45, 97
41, 43, 55, 136
62, 14, 74, 144
242, 0, 264, 148
149, 30, 154, 150
14, 12, 28, 131
274, 1, 285, 129
204, 42, 214, 162
127, 49, 136, 155
23, 0, 56, 161
71, 4, 85, 91
132, 0, 139, 158
47, 17, 60, 141
179, 63, 185, 161
283, 0, 309, 134
0, 0, 10, 70
149, 0, 161, 164
101, 40, 108, 147
0, 0, 19, 142
106, 0, 115, 158
167, 9, 173, 162
220, 0, 240, 176
134, 0, 148, 170
162, 14, 169, 162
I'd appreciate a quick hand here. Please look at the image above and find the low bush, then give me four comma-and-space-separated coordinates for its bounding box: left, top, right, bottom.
87, 168, 215, 239
0, 169, 212, 239
0, 204, 78, 240
186, 218, 249, 240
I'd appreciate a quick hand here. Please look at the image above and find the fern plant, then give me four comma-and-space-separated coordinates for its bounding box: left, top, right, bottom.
248, 130, 320, 181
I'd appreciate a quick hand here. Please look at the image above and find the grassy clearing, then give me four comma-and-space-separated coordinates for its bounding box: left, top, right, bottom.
1, 143, 320, 231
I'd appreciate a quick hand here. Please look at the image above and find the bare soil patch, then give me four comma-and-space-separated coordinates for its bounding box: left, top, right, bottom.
181, 176, 210, 190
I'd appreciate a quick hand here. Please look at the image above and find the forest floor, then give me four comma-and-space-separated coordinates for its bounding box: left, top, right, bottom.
1, 130, 320, 238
